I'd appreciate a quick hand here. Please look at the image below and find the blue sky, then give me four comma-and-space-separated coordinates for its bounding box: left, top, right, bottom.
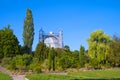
0, 0, 120, 51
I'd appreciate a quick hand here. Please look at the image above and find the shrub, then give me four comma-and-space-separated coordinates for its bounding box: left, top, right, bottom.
1, 57, 11, 67
34, 66, 41, 73
8, 54, 32, 70
41, 59, 49, 70
29, 62, 41, 73
29, 58, 41, 73
7, 59, 16, 70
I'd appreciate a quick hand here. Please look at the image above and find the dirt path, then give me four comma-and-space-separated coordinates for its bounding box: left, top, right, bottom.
11, 75, 28, 80
0, 65, 29, 80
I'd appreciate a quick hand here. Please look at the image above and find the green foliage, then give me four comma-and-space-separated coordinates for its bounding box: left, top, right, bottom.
20, 45, 29, 55
50, 48, 63, 71
0, 25, 20, 59
48, 48, 57, 71
79, 45, 87, 67
58, 45, 80, 69
72, 50, 79, 68
58, 54, 68, 70
7, 59, 16, 70
8, 54, 32, 70
56, 46, 72, 70
33, 66, 41, 73
87, 30, 111, 68
58, 51, 77, 70
0, 30, 4, 60
107, 35, 120, 67
58, 53, 64, 70
29, 63, 41, 73
55, 48, 63, 58
41, 59, 49, 70
28, 57, 41, 73
64, 45, 70, 52
1, 58, 11, 67
34, 42, 48, 62
23, 8, 34, 54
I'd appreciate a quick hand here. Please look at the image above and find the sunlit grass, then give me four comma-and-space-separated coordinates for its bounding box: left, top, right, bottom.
26, 70, 120, 80
68, 70, 120, 79
0, 72, 11, 80
26, 74, 74, 80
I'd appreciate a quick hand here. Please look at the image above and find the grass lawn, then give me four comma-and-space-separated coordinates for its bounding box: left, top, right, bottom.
26, 70, 120, 80
26, 74, 74, 80
68, 70, 120, 79
0, 72, 11, 80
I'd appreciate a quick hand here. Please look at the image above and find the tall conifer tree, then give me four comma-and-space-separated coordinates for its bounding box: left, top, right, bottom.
23, 9, 34, 53
79, 45, 85, 67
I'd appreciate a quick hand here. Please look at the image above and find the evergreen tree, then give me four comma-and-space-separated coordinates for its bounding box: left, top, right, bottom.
34, 42, 47, 62
71, 50, 79, 68
48, 48, 52, 71
79, 45, 86, 67
23, 9, 34, 54
58, 50, 74, 69
64, 45, 70, 52
0, 29, 4, 59
48, 48, 56, 71
0, 25, 20, 58
107, 35, 120, 67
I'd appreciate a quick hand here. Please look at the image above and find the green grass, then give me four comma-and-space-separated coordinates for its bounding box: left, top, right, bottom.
26, 74, 74, 80
68, 70, 120, 79
26, 70, 120, 80
0, 72, 12, 80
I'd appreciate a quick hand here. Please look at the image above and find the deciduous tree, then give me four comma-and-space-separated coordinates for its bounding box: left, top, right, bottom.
23, 9, 34, 54
87, 30, 111, 68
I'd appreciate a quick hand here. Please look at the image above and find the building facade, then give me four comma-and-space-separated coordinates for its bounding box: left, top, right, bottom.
39, 28, 63, 48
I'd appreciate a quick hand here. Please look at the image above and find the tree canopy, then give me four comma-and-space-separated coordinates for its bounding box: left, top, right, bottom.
0, 25, 19, 59
23, 8, 34, 54
88, 30, 111, 67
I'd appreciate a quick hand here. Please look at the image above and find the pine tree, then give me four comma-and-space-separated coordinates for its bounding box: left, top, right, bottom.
34, 42, 47, 62
79, 45, 85, 67
0, 25, 20, 58
48, 48, 52, 71
48, 48, 56, 71
23, 9, 34, 54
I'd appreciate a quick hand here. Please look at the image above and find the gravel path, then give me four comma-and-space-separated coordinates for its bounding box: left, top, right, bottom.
11, 75, 28, 80
0, 65, 29, 80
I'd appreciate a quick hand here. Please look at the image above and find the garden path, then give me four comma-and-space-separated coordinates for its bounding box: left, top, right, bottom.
0, 65, 28, 80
